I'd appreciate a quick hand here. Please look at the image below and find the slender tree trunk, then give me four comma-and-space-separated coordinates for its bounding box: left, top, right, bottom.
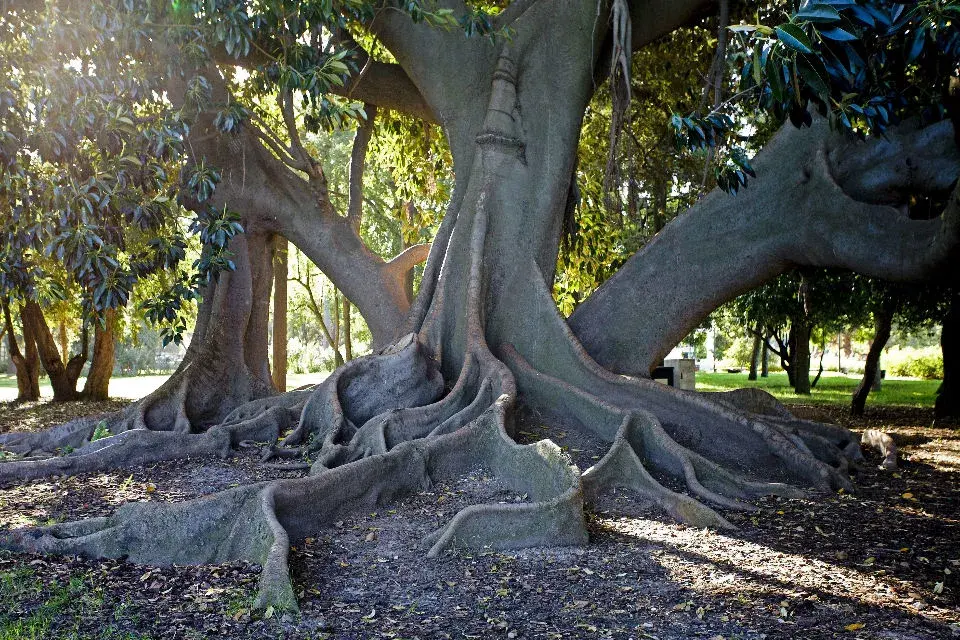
811, 340, 826, 388
852, 300, 896, 415
792, 322, 812, 395
343, 298, 353, 362
761, 337, 769, 377
58, 319, 68, 366
272, 235, 289, 392
81, 309, 116, 401
747, 333, 761, 381
935, 290, 960, 421
3, 300, 40, 401
21, 301, 86, 402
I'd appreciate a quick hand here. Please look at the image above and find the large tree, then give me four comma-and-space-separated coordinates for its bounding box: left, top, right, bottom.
2, 0, 959, 613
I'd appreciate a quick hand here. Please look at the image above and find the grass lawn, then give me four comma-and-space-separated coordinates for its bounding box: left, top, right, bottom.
697, 370, 939, 407
0, 371, 329, 402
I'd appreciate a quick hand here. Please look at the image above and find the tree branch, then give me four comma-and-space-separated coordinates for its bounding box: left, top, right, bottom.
570, 117, 960, 376
348, 104, 378, 231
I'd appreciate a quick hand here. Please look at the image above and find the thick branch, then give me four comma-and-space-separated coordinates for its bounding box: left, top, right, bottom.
348, 105, 378, 230
570, 118, 960, 376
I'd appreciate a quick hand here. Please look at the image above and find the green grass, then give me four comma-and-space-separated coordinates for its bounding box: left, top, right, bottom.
697, 371, 939, 408
0, 563, 151, 640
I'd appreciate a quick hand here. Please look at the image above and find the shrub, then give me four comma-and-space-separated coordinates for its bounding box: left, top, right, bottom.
890, 354, 943, 380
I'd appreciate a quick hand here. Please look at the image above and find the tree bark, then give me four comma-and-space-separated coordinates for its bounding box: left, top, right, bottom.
272, 235, 288, 392
569, 118, 960, 376
342, 297, 353, 362
58, 319, 68, 367
935, 290, 960, 421
747, 332, 761, 381
851, 300, 896, 415
81, 309, 116, 401
761, 337, 769, 377
793, 276, 813, 395
21, 302, 86, 402
2, 300, 40, 401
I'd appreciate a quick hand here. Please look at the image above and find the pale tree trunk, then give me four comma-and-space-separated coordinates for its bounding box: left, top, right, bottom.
272, 235, 288, 392
342, 298, 353, 362
2, 300, 40, 401
81, 309, 117, 401
58, 320, 68, 367
852, 299, 896, 416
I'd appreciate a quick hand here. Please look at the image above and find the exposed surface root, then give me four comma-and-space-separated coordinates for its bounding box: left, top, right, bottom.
2, 393, 586, 611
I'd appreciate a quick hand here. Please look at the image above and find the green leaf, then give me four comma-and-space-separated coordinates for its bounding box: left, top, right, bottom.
775, 24, 814, 54
795, 4, 841, 23
766, 54, 786, 103
796, 54, 830, 100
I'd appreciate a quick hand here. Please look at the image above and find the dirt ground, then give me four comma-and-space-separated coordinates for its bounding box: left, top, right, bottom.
0, 399, 957, 639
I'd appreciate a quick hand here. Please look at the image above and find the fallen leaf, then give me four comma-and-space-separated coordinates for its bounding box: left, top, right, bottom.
845, 622, 865, 631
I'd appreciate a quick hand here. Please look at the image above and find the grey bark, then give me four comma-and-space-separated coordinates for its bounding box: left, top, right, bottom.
2, 300, 40, 401
271, 235, 288, 392
748, 333, 761, 381
569, 118, 960, 376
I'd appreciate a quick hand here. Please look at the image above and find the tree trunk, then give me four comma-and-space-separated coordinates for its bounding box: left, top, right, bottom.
761, 338, 769, 378
851, 301, 896, 415
2, 300, 40, 401
58, 319, 68, 366
747, 333, 761, 381
81, 309, 117, 401
0, 230, 277, 454
935, 290, 960, 421
21, 301, 86, 402
792, 322, 812, 395
342, 298, 353, 362
272, 235, 289, 392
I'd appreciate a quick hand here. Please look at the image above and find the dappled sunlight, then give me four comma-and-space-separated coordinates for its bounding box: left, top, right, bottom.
595, 515, 956, 626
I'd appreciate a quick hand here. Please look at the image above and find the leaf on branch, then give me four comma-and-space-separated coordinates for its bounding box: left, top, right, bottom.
776, 24, 814, 54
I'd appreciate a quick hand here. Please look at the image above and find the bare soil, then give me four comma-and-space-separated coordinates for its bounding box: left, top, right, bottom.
0, 399, 957, 639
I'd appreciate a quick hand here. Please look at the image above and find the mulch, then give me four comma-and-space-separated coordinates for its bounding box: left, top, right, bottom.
0, 400, 957, 639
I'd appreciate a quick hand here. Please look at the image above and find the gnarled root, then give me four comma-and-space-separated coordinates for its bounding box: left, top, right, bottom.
1, 389, 586, 612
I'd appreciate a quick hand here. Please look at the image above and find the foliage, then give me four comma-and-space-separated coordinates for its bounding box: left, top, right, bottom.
889, 352, 944, 379
672, 0, 959, 193
555, 26, 715, 314
0, 3, 244, 345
